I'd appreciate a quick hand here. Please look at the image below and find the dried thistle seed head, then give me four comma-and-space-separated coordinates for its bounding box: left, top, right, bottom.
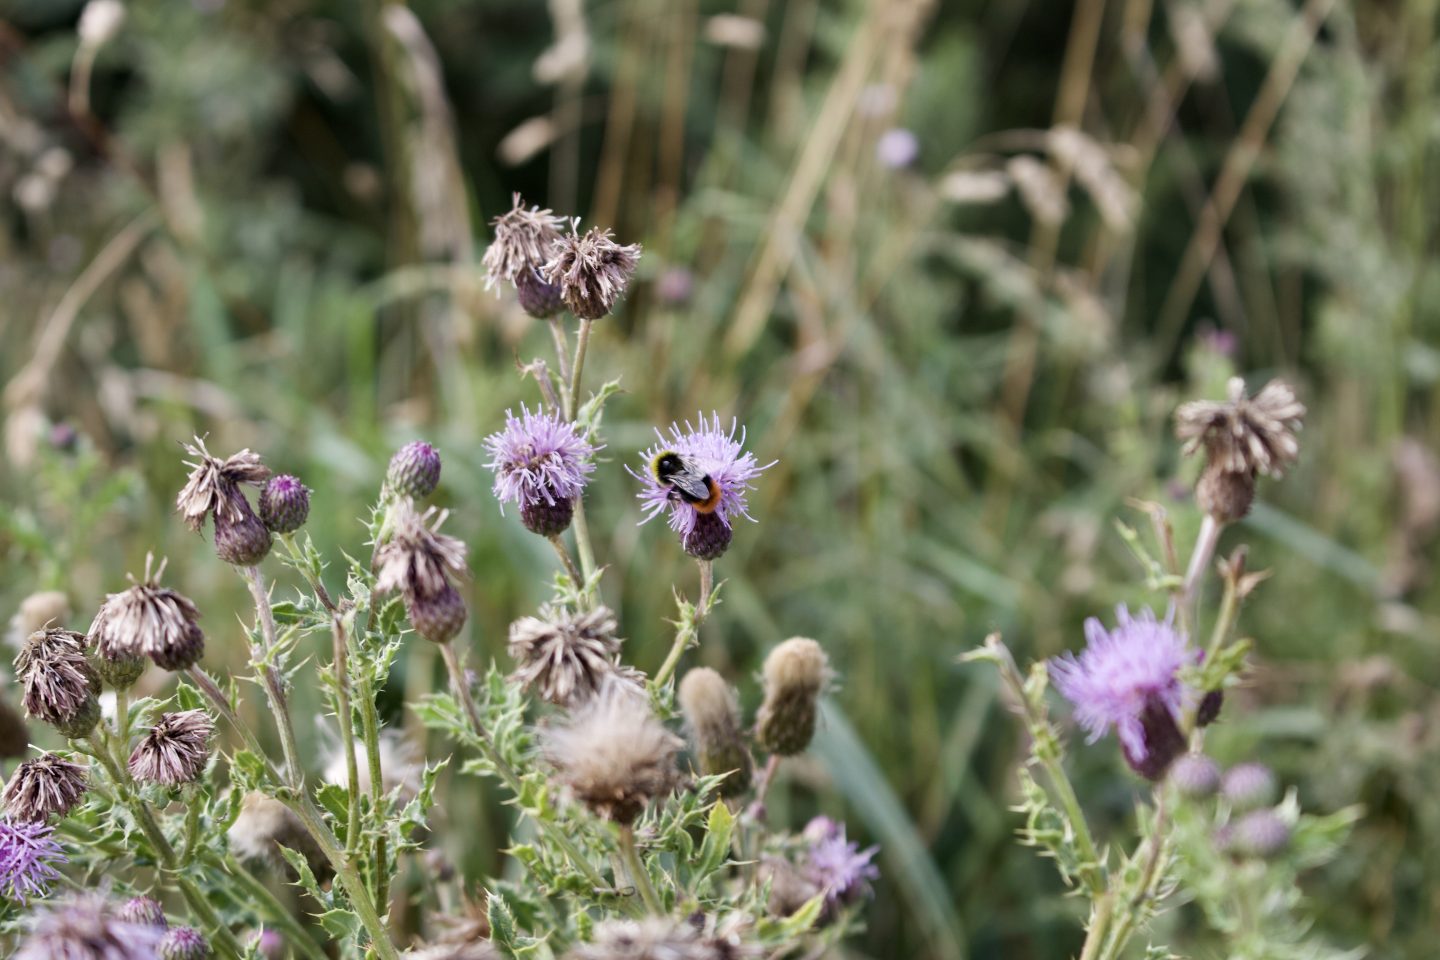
0, 815, 65, 904
482, 193, 566, 292
1176, 377, 1305, 478
258, 475, 310, 534
16, 892, 166, 960
508, 605, 623, 707
117, 896, 167, 927
3, 753, 87, 822
678, 667, 753, 797
375, 501, 470, 643
1221, 762, 1277, 812
6, 590, 71, 650
544, 682, 682, 824
514, 266, 565, 319
759, 857, 820, 919
756, 638, 829, 756
323, 730, 423, 802
562, 917, 747, 960
1195, 462, 1255, 524
159, 925, 211, 960
129, 710, 214, 786
541, 223, 642, 320
14, 629, 101, 733
92, 647, 146, 690
0, 697, 31, 759
89, 569, 205, 672
213, 494, 273, 566
175, 436, 270, 533
407, 942, 504, 960
387, 441, 443, 500
227, 792, 332, 881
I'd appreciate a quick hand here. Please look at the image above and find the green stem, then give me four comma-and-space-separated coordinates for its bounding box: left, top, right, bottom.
241, 564, 305, 787
332, 615, 363, 858
357, 670, 389, 909
1077, 893, 1114, 960
1097, 791, 1171, 960
651, 560, 714, 690
286, 793, 399, 960
548, 534, 585, 587
181, 788, 203, 863
1180, 514, 1223, 634
565, 317, 594, 421
280, 533, 337, 613
548, 316, 573, 406
207, 852, 331, 960
618, 824, 663, 915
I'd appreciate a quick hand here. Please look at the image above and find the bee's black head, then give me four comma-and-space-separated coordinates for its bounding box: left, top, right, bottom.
653, 451, 686, 480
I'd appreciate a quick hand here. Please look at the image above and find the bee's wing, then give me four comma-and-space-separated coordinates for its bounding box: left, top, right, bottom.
669, 470, 712, 500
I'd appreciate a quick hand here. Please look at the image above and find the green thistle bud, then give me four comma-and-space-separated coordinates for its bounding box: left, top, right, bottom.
387, 441, 442, 499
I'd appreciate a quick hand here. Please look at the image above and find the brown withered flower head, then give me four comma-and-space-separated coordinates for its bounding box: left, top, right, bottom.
508, 605, 623, 706
562, 917, 752, 960
129, 710, 214, 786
1175, 378, 1305, 478
540, 221, 642, 320
755, 637, 830, 757
544, 680, 682, 824
375, 500, 469, 644
678, 667, 754, 798
175, 436, 270, 533
483, 194, 568, 318
89, 558, 206, 672
14, 629, 101, 738
3, 753, 88, 822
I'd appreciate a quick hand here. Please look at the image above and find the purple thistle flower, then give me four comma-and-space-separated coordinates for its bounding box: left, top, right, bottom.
1049, 605, 1194, 780
0, 816, 65, 904
801, 816, 879, 912
258, 475, 310, 534
483, 405, 598, 537
17, 892, 166, 960
627, 413, 775, 560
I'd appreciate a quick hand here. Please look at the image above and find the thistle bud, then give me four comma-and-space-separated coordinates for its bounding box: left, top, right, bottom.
160, 926, 211, 960
678, 667, 753, 797
258, 475, 310, 534
250, 928, 285, 960
1221, 762, 1277, 812
1196, 689, 1224, 727
118, 896, 167, 928
756, 638, 829, 756
2, 753, 88, 822
515, 267, 565, 319
1231, 809, 1290, 858
213, 498, 273, 567
682, 513, 733, 562
1195, 463, 1255, 524
1168, 752, 1221, 798
388, 441, 442, 499
93, 648, 146, 691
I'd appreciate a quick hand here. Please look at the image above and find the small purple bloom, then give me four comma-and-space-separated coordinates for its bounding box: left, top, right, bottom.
876, 128, 920, 169
1050, 605, 1194, 780
484, 405, 598, 518
628, 413, 774, 545
801, 816, 879, 910
17, 892, 166, 960
388, 441, 442, 499
0, 816, 65, 904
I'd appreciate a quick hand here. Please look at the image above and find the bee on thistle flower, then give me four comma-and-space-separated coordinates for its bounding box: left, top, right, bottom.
629, 413, 775, 560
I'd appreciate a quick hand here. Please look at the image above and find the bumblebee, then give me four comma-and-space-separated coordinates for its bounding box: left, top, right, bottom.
650, 450, 722, 513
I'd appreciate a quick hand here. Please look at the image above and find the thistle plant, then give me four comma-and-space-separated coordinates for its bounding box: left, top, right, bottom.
965, 376, 1360, 960
0, 195, 873, 959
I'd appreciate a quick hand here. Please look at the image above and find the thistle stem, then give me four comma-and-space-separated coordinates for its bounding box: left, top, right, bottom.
241, 564, 305, 787
548, 534, 585, 587
208, 852, 330, 960
570, 498, 601, 605
566, 317, 594, 421
618, 824, 663, 915
549, 317, 573, 405
651, 560, 714, 690
280, 533, 337, 612
331, 616, 363, 857
357, 670, 389, 908
1095, 791, 1171, 960
1180, 514, 1222, 630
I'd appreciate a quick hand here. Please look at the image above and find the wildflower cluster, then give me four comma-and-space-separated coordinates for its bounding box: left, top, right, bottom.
966, 374, 1360, 960
0, 193, 868, 960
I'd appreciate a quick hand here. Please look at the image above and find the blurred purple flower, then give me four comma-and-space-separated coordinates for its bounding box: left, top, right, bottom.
1050, 605, 1194, 780
876, 128, 919, 169
0, 816, 64, 904
802, 816, 879, 910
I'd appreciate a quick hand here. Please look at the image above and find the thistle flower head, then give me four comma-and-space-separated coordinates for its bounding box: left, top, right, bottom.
482, 193, 566, 292
323, 730, 423, 803
484, 405, 598, 536
227, 792, 331, 880
6, 590, 71, 650
629, 413, 774, 560
540, 222, 642, 320
1221, 762, 1278, 811
1231, 808, 1291, 858
1176, 377, 1305, 478
16, 892, 166, 960
0, 816, 65, 904
562, 917, 748, 960
1050, 605, 1194, 780
759, 857, 820, 918
508, 605, 623, 707
756, 638, 829, 757
544, 681, 682, 824
175, 436, 270, 533
1169, 752, 1221, 797
375, 501, 469, 643
407, 943, 504, 960
128, 710, 214, 786
88, 562, 205, 672
117, 896, 167, 927
387, 441, 443, 500
678, 667, 753, 797
159, 925, 210, 960
14, 628, 100, 734
258, 475, 310, 534
802, 816, 879, 911
3, 754, 87, 822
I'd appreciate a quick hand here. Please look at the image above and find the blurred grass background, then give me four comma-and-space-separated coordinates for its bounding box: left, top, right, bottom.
1, 0, 1438, 956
